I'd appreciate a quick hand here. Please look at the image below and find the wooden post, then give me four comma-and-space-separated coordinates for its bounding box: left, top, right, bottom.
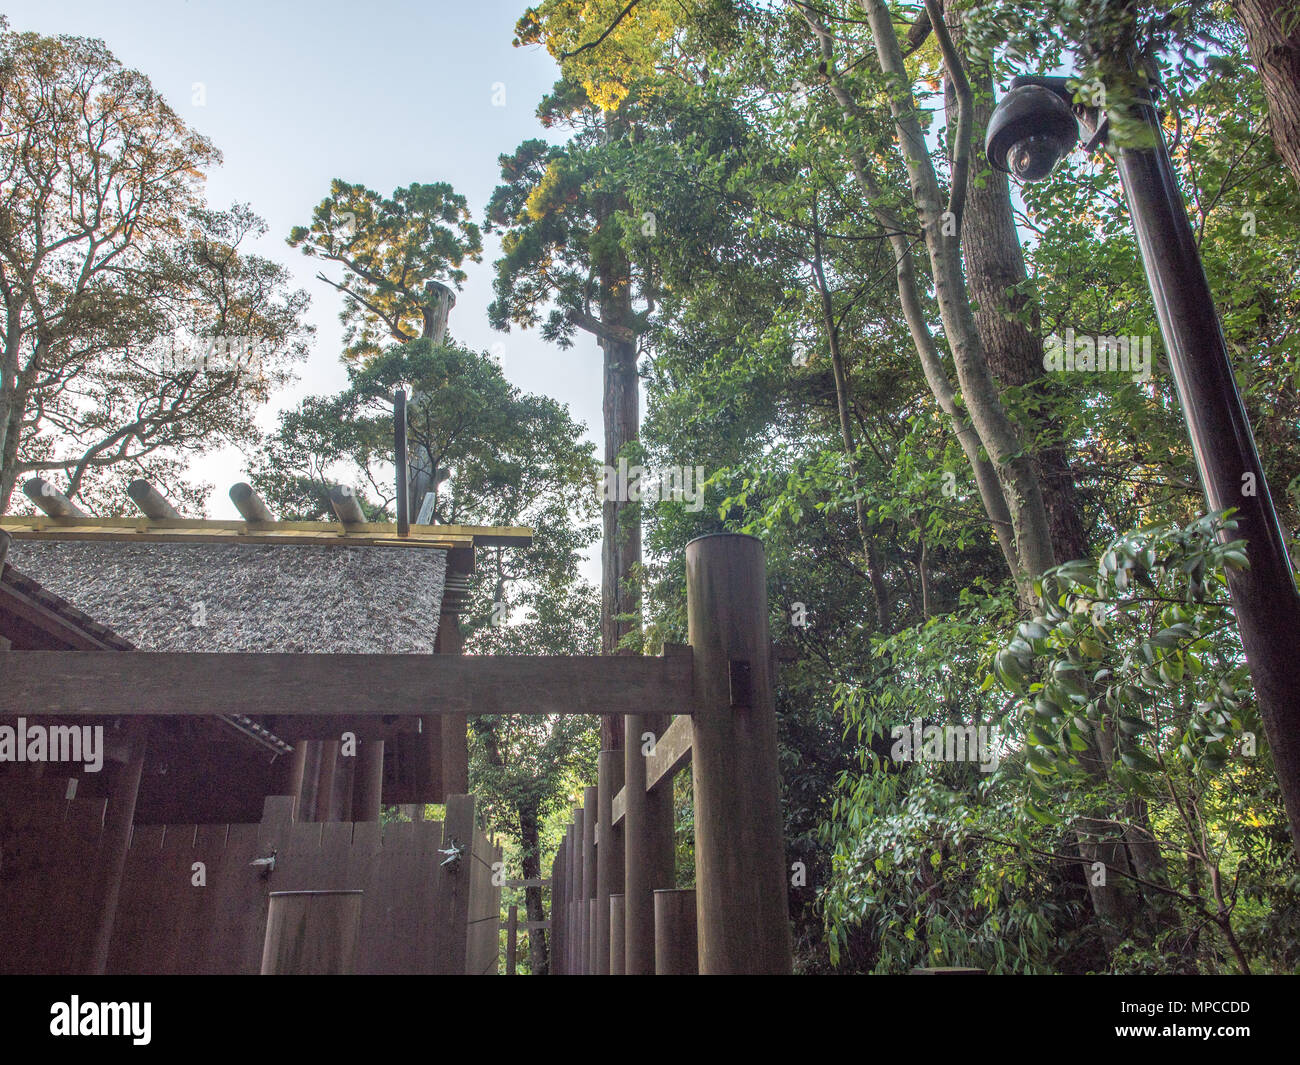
260, 890, 364, 974
595, 748, 623, 975
581, 786, 596, 974
654, 888, 698, 975
85, 721, 147, 973
353, 740, 384, 821
506, 904, 518, 975
551, 846, 565, 975
275, 742, 309, 811
566, 819, 579, 975
624, 709, 675, 974
394, 389, 410, 538
609, 893, 625, 975
298, 741, 321, 822
315, 739, 340, 821
436, 618, 468, 795
571, 804, 586, 974
686, 533, 792, 974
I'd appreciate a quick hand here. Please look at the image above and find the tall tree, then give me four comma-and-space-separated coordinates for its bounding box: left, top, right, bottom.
0, 22, 309, 512
1231, 0, 1300, 189
487, 75, 648, 760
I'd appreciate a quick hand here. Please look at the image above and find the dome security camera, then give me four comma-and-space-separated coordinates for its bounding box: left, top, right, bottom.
985, 83, 1082, 183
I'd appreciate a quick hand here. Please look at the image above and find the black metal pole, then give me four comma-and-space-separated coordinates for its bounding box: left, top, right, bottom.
394, 388, 410, 537
1115, 93, 1300, 856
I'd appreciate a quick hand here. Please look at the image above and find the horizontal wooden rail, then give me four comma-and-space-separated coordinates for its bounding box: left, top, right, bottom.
612, 714, 693, 826
501, 920, 551, 930
505, 878, 550, 888
0, 652, 694, 718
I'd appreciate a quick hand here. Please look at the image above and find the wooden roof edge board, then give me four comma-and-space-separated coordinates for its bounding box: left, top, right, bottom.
0, 515, 532, 547
0, 528, 473, 550
1, 651, 696, 719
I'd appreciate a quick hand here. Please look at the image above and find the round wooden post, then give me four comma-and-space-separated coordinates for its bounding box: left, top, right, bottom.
260, 890, 363, 974
276, 742, 309, 812
623, 710, 675, 974
567, 815, 580, 974
506, 904, 519, 975
609, 893, 625, 975
353, 740, 384, 821
315, 740, 340, 821
86, 722, 147, 973
654, 888, 698, 975
581, 786, 596, 974
595, 748, 623, 975
686, 533, 792, 974
552, 843, 566, 975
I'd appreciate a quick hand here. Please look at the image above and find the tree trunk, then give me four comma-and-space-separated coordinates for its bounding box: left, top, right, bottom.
598, 110, 637, 753
947, 8, 1090, 564
862, 0, 1058, 589
1234, 0, 1300, 190
519, 802, 549, 975
811, 201, 891, 630
800, 9, 1028, 601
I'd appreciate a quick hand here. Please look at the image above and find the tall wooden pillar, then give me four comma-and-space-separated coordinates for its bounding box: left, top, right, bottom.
353, 740, 384, 821
566, 816, 580, 974
277, 742, 309, 816
552, 843, 566, 975
623, 709, 674, 974
315, 739, 340, 821
609, 893, 626, 975
436, 616, 468, 795
506, 904, 519, 975
86, 721, 147, 973
595, 749, 623, 975
299, 740, 321, 821
686, 533, 792, 974
654, 888, 698, 975
581, 786, 597, 974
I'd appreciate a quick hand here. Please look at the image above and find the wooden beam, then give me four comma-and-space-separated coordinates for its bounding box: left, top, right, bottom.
610, 715, 693, 827
0, 652, 695, 718
646, 714, 692, 793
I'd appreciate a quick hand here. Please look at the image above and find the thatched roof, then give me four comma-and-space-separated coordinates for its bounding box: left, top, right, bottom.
5, 540, 448, 654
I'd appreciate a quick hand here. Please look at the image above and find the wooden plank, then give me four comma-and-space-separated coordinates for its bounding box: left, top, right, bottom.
504, 878, 550, 887
0, 515, 531, 549
611, 786, 626, 827
501, 920, 551, 930
645, 714, 693, 793
1, 652, 695, 718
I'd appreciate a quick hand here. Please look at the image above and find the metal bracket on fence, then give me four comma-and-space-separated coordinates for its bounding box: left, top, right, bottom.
249, 850, 277, 879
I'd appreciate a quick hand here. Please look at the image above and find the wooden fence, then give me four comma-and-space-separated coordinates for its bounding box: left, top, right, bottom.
0, 790, 501, 974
